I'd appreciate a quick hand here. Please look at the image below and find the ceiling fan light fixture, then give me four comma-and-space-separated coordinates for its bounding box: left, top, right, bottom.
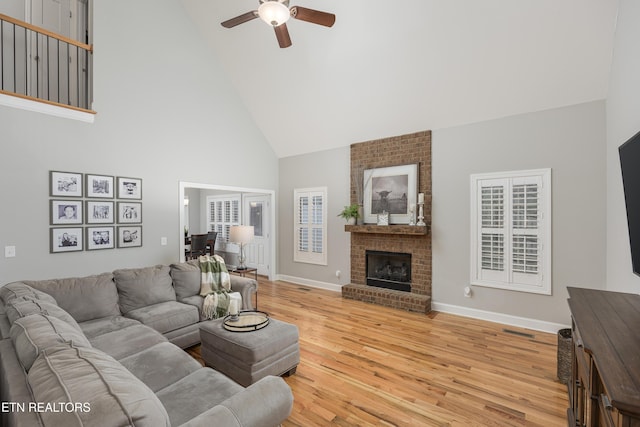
258, 1, 290, 27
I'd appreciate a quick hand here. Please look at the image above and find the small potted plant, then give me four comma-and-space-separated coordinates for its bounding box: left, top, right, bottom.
338, 204, 360, 225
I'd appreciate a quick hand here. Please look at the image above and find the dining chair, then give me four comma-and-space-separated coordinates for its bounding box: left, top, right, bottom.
206, 231, 218, 256
188, 234, 209, 259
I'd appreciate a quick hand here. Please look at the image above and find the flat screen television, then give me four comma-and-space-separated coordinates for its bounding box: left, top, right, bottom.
619, 130, 640, 276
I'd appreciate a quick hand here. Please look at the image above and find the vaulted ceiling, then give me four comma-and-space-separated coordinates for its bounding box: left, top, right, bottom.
180, 0, 619, 158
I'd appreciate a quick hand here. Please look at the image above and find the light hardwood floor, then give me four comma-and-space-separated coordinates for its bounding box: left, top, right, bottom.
188, 278, 568, 426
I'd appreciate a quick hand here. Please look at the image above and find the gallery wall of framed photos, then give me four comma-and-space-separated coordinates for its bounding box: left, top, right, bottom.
49, 171, 143, 253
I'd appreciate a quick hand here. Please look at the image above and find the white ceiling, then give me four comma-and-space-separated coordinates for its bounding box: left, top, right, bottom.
180, 0, 619, 158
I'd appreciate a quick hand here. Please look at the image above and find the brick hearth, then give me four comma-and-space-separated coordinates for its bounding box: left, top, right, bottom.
342, 130, 432, 313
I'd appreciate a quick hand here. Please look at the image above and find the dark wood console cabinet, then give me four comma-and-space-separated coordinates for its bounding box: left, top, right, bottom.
567, 287, 640, 427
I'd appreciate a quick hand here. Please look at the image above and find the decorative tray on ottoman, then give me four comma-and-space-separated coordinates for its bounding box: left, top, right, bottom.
223, 311, 270, 332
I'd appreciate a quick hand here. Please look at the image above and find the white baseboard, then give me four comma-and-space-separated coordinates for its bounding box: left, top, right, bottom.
276, 275, 342, 293
431, 301, 570, 334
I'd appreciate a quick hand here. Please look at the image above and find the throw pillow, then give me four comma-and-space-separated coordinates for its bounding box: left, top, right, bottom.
170, 261, 200, 300
113, 265, 176, 314
25, 273, 120, 322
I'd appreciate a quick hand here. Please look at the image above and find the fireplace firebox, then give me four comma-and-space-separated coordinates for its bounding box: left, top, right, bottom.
365, 250, 411, 292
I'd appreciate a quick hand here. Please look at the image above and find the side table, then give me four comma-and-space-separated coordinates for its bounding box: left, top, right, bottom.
228, 266, 258, 309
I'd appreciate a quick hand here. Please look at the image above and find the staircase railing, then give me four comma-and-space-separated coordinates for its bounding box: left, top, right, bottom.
0, 13, 93, 113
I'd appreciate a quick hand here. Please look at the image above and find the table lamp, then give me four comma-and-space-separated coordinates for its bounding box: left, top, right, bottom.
229, 225, 254, 270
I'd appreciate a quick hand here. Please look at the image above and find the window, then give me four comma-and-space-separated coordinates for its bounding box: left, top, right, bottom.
470, 169, 551, 294
206, 195, 240, 248
294, 187, 327, 265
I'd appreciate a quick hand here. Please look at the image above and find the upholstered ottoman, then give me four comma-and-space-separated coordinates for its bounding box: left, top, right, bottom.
199, 316, 300, 387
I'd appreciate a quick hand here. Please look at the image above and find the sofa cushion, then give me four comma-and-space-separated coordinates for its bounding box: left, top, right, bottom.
179, 295, 206, 320
156, 368, 243, 427
28, 343, 171, 427
89, 323, 167, 361
0, 304, 11, 339
119, 342, 202, 392
114, 265, 176, 314
170, 260, 201, 300
5, 299, 82, 332
0, 282, 58, 305
10, 314, 91, 371
124, 301, 199, 334
79, 315, 141, 340
24, 273, 120, 322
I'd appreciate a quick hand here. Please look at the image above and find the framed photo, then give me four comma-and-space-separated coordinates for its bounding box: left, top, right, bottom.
117, 226, 142, 248
363, 164, 418, 224
86, 200, 114, 224
50, 171, 82, 197
50, 227, 83, 253
117, 177, 142, 199
117, 202, 142, 223
86, 174, 114, 198
86, 226, 114, 250
50, 200, 83, 225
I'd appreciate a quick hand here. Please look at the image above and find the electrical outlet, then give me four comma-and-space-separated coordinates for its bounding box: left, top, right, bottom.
160, 237, 167, 246
5, 246, 16, 258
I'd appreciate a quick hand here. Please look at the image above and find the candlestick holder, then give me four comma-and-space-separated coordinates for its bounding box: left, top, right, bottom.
409, 204, 416, 226
416, 202, 426, 226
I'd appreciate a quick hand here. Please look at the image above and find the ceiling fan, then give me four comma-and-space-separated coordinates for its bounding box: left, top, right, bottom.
221, 0, 336, 48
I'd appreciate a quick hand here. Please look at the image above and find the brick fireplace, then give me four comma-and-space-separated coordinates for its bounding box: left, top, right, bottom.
342, 130, 431, 313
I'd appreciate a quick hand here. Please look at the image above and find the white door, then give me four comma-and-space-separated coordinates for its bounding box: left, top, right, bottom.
27, 0, 75, 104
243, 195, 270, 276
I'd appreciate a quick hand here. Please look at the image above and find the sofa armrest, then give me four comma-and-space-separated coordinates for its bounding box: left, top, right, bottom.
0, 340, 42, 427
178, 376, 293, 427
229, 276, 258, 311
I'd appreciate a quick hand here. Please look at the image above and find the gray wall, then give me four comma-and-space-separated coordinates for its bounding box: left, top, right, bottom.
432, 101, 607, 325
184, 187, 201, 235
0, 0, 277, 284
278, 101, 607, 326
606, 0, 640, 293
278, 147, 351, 287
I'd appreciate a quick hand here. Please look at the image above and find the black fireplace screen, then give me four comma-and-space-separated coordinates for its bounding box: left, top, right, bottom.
365, 250, 411, 292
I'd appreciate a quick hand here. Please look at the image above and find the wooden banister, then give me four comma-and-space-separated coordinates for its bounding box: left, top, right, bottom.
0, 13, 92, 52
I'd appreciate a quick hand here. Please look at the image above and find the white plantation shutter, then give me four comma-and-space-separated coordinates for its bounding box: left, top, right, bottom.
207, 195, 241, 244
294, 187, 327, 265
471, 169, 551, 294
479, 180, 508, 283
511, 177, 541, 287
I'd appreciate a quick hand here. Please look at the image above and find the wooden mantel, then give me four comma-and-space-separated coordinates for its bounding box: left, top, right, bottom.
344, 224, 429, 235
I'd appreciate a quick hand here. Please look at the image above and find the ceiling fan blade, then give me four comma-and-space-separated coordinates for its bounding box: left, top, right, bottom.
221, 11, 258, 28
290, 6, 335, 27
274, 23, 292, 48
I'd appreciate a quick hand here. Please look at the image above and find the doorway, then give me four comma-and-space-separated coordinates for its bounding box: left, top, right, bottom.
178, 182, 276, 281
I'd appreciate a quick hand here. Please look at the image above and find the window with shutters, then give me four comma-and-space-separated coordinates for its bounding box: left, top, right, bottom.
206, 195, 240, 249
294, 187, 327, 265
470, 169, 551, 294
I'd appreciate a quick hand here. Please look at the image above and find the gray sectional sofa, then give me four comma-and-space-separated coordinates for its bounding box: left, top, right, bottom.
0, 261, 294, 427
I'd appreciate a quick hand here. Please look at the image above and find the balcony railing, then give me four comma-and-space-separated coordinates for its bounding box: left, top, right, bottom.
0, 13, 93, 113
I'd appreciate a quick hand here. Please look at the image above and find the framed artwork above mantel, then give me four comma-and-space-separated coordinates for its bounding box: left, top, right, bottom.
363, 164, 418, 224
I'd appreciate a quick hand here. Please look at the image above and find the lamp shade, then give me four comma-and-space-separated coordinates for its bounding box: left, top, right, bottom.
229, 225, 254, 244
258, 1, 290, 26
